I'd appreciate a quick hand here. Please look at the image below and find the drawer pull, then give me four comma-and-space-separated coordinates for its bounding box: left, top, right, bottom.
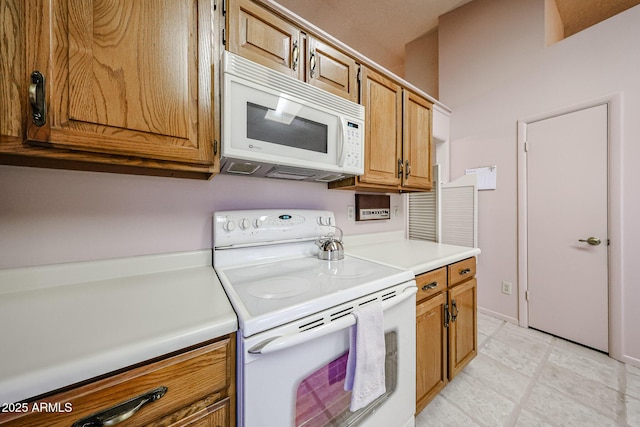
459, 268, 471, 275
72, 386, 167, 427
422, 281, 438, 291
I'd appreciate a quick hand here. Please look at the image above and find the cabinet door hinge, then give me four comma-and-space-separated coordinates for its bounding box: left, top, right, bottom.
222, 0, 227, 15
213, 140, 218, 156
222, 28, 226, 46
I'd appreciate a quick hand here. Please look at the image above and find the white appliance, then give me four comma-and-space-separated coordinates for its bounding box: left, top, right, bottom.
221, 51, 364, 182
213, 210, 417, 427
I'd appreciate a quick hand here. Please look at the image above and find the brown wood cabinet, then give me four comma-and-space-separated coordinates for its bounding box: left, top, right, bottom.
402, 90, 433, 190
415, 258, 477, 414
0, 336, 235, 427
226, 0, 358, 102
329, 67, 433, 193
0, 0, 221, 179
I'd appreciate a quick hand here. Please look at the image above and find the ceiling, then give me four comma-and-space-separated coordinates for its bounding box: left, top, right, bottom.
272, 0, 640, 77
273, 0, 473, 76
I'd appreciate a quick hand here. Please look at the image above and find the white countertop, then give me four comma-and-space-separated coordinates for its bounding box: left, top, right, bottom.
344, 231, 481, 275
0, 250, 237, 404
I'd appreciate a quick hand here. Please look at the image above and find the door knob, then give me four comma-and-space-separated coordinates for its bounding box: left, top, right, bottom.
578, 237, 601, 246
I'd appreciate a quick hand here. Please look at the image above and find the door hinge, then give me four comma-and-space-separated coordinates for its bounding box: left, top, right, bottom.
222, 0, 227, 15
222, 28, 226, 46
213, 140, 218, 156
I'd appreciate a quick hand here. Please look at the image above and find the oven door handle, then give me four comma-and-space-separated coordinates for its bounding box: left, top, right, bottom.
248, 285, 418, 355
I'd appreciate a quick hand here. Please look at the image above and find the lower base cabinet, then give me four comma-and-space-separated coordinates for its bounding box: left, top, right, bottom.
416, 258, 477, 414
0, 335, 235, 427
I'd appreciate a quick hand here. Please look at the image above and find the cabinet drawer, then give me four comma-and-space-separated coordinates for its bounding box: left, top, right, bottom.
0, 338, 231, 427
448, 257, 476, 286
415, 267, 447, 303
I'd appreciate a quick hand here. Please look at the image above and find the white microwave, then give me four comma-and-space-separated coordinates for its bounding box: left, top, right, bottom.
221, 51, 364, 182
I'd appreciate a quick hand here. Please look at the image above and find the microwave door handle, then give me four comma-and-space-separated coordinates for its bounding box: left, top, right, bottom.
337, 117, 346, 167
248, 285, 417, 355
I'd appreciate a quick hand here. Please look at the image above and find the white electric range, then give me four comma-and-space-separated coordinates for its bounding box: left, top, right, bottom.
213, 209, 417, 427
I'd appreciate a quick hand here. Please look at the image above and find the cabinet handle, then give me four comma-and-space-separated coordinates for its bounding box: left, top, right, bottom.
444, 303, 450, 328
309, 49, 317, 78
405, 160, 411, 179
451, 300, 458, 322
292, 41, 299, 71
71, 386, 167, 427
422, 281, 438, 291
397, 159, 403, 178
459, 268, 471, 276
29, 71, 46, 127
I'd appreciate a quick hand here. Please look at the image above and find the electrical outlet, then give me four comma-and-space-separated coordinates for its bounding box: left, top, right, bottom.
501, 281, 512, 295
347, 205, 355, 221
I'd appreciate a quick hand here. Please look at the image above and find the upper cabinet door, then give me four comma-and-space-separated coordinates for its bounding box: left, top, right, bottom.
359, 66, 402, 187
227, 0, 303, 79
25, 0, 215, 165
306, 37, 358, 103
402, 90, 433, 190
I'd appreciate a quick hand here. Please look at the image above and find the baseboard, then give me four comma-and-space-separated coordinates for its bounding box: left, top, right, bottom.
478, 306, 519, 325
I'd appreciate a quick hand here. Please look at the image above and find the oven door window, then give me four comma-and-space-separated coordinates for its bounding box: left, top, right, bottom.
295, 331, 398, 427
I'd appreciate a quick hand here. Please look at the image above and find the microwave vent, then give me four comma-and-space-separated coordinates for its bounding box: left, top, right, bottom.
226, 161, 261, 175
266, 166, 316, 180
315, 174, 345, 183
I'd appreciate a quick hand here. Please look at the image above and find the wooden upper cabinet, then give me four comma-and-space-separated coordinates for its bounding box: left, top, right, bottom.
227, 0, 358, 102
227, 0, 303, 79
329, 69, 433, 193
306, 37, 358, 103
359, 66, 402, 187
25, 0, 215, 166
402, 90, 433, 190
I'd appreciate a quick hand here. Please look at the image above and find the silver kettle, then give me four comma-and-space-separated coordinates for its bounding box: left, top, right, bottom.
315, 226, 344, 261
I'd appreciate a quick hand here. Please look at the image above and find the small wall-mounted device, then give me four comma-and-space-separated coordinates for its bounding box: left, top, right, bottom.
355, 194, 391, 221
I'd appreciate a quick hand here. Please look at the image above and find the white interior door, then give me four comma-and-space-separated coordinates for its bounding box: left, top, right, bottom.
526, 104, 608, 352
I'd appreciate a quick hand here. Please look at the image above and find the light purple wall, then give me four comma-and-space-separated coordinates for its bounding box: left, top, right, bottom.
438, 0, 640, 363
0, 165, 404, 269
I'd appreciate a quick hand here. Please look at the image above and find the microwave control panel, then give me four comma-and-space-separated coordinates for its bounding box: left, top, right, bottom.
344, 121, 363, 171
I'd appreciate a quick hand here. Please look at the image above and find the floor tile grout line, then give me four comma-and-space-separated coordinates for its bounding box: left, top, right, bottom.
618, 361, 628, 426
504, 335, 556, 426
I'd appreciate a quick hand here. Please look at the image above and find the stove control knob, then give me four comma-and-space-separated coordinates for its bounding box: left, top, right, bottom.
253, 219, 263, 228
318, 216, 333, 226
223, 220, 236, 232
239, 218, 250, 230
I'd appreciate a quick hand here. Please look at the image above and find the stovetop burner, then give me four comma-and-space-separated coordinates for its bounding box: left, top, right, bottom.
247, 277, 311, 299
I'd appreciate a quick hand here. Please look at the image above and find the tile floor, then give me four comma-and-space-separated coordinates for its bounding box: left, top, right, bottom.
416, 313, 640, 427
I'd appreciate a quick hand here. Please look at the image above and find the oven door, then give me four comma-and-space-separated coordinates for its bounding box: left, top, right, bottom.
238, 283, 417, 427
